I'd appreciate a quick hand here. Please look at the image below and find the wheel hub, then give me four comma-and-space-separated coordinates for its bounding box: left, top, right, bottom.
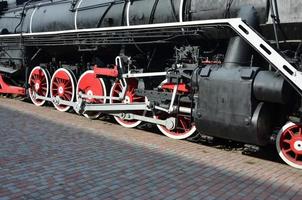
34, 82, 40, 91
123, 96, 131, 104
58, 85, 64, 96
293, 138, 302, 152
87, 90, 93, 100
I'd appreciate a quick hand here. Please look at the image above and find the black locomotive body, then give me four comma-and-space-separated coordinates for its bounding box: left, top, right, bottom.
1, 0, 302, 169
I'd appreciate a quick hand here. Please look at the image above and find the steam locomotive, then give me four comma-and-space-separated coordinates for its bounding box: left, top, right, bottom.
1, 0, 302, 169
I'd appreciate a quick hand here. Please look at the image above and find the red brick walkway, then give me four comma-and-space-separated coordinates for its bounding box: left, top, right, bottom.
0, 98, 301, 200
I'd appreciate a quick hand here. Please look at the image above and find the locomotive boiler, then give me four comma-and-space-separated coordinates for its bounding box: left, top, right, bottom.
1, 0, 302, 169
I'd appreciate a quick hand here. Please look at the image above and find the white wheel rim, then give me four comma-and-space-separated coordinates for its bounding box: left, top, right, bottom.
76, 70, 106, 119
156, 122, 197, 140
28, 66, 50, 107
50, 68, 76, 112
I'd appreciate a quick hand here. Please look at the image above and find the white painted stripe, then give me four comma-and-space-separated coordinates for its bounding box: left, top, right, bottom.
29, 5, 38, 33
179, 0, 184, 22
126, 1, 131, 26
0, 18, 239, 38
74, 0, 84, 30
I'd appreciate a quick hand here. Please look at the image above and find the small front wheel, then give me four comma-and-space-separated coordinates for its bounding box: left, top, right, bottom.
276, 122, 302, 169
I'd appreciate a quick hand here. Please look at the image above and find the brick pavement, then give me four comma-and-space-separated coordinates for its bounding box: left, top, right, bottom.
0, 98, 302, 200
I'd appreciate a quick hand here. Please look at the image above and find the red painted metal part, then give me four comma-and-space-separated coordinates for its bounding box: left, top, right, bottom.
161, 83, 190, 93
93, 65, 119, 78
0, 74, 25, 95
279, 124, 302, 165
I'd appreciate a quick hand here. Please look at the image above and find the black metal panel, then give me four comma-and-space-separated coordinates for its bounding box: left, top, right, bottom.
31, 1, 74, 32
189, 0, 268, 24
16, 0, 27, 5
0, 12, 19, 34
129, 0, 181, 25
76, 0, 126, 29
194, 66, 272, 146
253, 71, 294, 104
0, 1, 8, 12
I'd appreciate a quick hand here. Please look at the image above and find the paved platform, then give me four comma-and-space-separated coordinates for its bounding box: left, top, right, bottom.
0, 98, 302, 200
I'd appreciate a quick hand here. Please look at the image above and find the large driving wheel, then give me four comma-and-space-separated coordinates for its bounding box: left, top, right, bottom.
155, 82, 196, 140
276, 122, 302, 169
28, 66, 50, 106
50, 68, 76, 112
76, 70, 106, 119
110, 79, 145, 128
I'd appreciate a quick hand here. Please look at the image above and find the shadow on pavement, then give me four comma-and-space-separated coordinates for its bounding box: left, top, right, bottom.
0, 106, 301, 200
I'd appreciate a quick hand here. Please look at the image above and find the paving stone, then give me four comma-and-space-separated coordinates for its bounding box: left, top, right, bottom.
0, 98, 301, 199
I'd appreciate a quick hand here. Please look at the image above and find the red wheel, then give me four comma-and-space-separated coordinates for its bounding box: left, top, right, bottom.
110, 79, 145, 128
28, 66, 50, 106
277, 122, 302, 169
155, 82, 196, 140
50, 68, 76, 112
76, 70, 106, 119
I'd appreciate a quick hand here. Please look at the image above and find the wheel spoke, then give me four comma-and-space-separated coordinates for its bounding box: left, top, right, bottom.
63, 94, 70, 100
114, 89, 121, 94
52, 82, 59, 87
65, 91, 73, 95
283, 139, 291, 144
56, 78, 62, 84
284, 148, 292, 153
179, 117, 188, 131
288, 130, 295, 138
133, 96, 143, 101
